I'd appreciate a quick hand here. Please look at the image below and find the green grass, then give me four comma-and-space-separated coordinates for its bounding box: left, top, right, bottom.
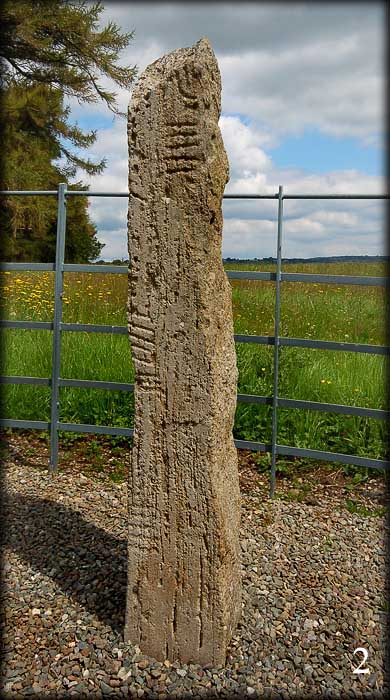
345, 498, 388, 518
0, 262, 387, 469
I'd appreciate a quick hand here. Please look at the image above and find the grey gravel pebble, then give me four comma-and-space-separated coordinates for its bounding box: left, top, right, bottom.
0, 451, 388, 698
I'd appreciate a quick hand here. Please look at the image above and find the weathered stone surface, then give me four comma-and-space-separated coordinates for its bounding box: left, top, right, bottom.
125, 37, 241, 666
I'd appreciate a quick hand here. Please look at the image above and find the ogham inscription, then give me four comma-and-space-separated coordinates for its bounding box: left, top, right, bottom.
125, 38, 241, 666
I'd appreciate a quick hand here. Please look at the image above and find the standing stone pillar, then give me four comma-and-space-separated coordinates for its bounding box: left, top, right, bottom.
125, 37, 241, 666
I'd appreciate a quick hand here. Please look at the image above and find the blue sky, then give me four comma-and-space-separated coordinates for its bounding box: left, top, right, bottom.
69, 2, 385, 261
269, 130, 383, 177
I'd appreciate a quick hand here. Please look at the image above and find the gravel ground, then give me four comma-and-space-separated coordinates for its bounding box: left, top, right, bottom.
1, 434, 388, 699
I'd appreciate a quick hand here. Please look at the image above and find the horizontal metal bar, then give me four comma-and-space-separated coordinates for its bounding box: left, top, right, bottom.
66, 191, 278, 199
1, 382, 379, 416
1, 321, 387, 355
279, 337, 389, 355
227, 271, 275, 280
0, 375, 134, 392
59, 379, 134, 391
0, 262, 127, 274
277, 397, 389, 419
61, 323, 128, 335
282, 273, 388, 286
235, 334, 389, 354
227, 271, 388, 287
0, 419, 133, 438
235, 334, 273, 345
222, 334, 389, 354
0, 263, 55, 272
1, 190, 387, 200
0, 376, 50, 386
1, 265, 386, 288
0, 320, 53, 330
66, 191, 129, 197
58, 422, 134, 437
63, 264, 128, 274
234, 439, 271, 451
61, 267, 390, 287
282, 194, 388, 200
0, 191, 57, 196
0, 418, 49, 430
223, 194, 278, 199
277, 444, 389, 470
232, 438, 388, 470
236, 393, 388, 419
0, 416, 386, 468
1, 381, 383, 418
237, 393, 272, 405
225, 194, 388, 200
64, 192, 390, 201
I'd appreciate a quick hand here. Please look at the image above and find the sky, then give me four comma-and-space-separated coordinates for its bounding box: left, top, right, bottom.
69, 1, 386, 261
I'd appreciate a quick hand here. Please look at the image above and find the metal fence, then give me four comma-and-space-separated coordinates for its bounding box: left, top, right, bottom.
0, 183, 389, 496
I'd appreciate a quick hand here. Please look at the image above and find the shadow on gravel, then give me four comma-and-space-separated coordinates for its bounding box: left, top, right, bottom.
3, 493, 127, 634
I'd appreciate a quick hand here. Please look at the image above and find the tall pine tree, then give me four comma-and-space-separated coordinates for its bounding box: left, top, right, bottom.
0, 1, 137, 262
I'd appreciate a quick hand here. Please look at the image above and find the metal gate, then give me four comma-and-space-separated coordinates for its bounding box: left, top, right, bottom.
1, 184, 389, 495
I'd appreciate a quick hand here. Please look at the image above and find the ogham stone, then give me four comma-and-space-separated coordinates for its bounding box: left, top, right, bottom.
125, 37, 241, 666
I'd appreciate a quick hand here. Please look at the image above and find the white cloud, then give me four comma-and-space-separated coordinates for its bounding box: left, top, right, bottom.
220, 116, 273, 177
78, 111, 385, 261
70, 2, 385, 261
97, 228, 129, 261
219, 32, 383, 146
98, 2, 384, 146
314, 211, 359, 227
75, 120, 129, 246
222, 208, 384, 260
222, 218, 276, 259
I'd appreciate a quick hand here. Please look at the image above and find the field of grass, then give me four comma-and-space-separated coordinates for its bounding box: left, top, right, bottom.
0, 261, 387, 469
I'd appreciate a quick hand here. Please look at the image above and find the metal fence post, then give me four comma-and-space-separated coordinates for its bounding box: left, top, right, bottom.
49, 183, 67, 472
270, 185, 284, 498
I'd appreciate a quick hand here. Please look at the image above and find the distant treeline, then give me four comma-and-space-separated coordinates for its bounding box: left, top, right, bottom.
223, 255, 390, 264
97, 255, 389, 265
